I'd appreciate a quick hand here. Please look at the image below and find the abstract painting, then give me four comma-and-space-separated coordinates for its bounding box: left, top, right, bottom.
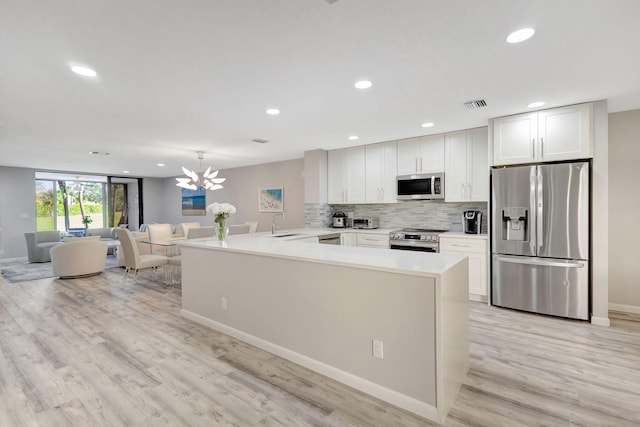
258, 187, 284, 212
182, 187, 206, 216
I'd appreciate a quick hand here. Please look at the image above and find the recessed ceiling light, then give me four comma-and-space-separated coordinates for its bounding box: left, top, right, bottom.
122, 170, 130, 174
70, 65, 97, 77
528, 101, 545, 108
157, 163, 165, 167
266, 108, 280, 115
421, 122, 435, 128
348, 135, 359, 140
506, 28, 535, 43
354, 80, 372, 89
252, 138, 269, 144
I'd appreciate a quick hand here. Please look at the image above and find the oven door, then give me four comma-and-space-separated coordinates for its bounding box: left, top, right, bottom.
389, 240, 438, 253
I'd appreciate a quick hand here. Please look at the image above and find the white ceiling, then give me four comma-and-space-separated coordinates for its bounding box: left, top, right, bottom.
1, 0, 639, 178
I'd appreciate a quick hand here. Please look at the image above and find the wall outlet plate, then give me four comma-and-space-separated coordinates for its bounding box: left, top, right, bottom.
372, 339, 384, 359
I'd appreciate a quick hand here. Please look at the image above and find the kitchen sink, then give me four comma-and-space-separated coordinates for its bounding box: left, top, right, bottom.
271, 233, 302, 238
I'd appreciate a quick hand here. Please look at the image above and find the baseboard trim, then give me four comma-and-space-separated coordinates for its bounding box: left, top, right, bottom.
180, 308, 441, 423
590, 315, 611, 327
609, 303, 640, 315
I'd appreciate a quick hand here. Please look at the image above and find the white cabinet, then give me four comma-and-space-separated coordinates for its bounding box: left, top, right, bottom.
356, 233, 389, 248
440, 234, 488, 301
340, 232, 358, 247
365, 141, 397, 203
397, 134, 445, 175
328, 146, 366, 204
492, 103, 592, 166
445, 127, 489, 202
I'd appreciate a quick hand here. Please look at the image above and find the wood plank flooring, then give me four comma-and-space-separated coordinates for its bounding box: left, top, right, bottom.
1, 268, 639, 426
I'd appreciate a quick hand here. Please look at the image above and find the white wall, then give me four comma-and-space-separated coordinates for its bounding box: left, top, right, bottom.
608, 109, 640, 312
162, 158, 305, 232
0, 166, 37, 259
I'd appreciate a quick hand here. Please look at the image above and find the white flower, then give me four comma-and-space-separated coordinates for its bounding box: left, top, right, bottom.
206, 202, 236, 215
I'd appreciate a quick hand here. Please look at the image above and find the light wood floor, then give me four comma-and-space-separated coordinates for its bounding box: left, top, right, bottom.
1, 268, 639, 426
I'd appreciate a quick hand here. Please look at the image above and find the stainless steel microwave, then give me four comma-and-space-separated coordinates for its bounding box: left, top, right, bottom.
396, 173, 444, 200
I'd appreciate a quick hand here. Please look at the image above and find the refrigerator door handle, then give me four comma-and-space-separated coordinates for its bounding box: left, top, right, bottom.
537, 170, 543, 254
495, 255, 585, 269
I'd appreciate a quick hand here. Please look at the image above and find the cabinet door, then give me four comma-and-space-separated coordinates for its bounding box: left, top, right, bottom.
327, 149, 346, 204
467, 127, 489, 201
418, 134, 445, 173
467, 252, 487, 297
345, 146, 366, 203
397, 137, 419, 175
365, 144, 383, 202
538, 103, 592, 161
380, 141, 397, 202
493, 112, 537, 166
444, 130, 468, 202
341, 232, 357, 247
356, 233, 389, 248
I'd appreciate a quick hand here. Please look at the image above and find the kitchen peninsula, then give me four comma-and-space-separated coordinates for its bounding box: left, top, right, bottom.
179, 231, 469, 423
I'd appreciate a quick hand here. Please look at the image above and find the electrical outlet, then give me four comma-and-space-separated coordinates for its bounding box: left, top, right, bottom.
372, 339, 384, 359
221, 297, 227, 310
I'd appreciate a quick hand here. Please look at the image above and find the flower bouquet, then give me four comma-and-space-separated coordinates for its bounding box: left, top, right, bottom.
206, 202, 237, 241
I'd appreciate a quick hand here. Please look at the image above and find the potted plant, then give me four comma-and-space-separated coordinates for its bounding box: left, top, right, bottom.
82, 215, 93, 229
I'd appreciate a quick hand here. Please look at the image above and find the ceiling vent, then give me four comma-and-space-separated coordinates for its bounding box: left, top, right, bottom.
464, 99, 487, 110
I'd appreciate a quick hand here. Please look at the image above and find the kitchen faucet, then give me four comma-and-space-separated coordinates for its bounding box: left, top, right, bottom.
272, 212, 284, 234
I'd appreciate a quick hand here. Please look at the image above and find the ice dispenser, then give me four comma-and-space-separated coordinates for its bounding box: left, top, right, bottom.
502, 207, 528, 241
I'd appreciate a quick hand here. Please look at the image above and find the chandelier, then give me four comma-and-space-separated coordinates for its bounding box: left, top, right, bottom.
176, 151, 226, 191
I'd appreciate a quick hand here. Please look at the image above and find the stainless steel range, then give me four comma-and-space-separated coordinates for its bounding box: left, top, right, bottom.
388, 228, 448, 253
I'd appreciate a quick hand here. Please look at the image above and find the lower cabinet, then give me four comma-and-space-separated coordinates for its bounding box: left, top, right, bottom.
440, 234, 488, 301
341, 232, 358, 247
356, 233, 389, 248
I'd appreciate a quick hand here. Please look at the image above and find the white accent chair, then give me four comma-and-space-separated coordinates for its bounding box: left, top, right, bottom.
116, 228, 169, 290
50, 239, 108, 278
245, 221, 259, 233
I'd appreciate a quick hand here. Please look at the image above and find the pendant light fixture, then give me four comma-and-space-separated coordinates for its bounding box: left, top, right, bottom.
176, 151, 226, 191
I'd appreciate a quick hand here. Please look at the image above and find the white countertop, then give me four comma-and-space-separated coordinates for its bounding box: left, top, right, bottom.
441, 231, 488, 240
179, 228, 465, 278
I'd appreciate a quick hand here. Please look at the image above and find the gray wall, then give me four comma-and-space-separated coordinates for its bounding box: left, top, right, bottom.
162, 158, 305, 232
141, 177, 166, 225
609, 109, 640, 311
0, 166, 37, 259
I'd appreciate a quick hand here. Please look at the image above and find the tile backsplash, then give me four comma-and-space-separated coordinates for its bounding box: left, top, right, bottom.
305, 201, 488, 233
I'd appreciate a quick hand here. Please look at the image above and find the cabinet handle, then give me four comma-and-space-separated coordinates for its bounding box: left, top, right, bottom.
467, 182, 472, 199
540, 137, 544, 158
345, 189, 348, 202
532, 138, 536, 159
415, 158, 418, 173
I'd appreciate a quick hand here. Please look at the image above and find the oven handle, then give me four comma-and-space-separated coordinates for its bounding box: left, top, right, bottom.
389, 242, 438, 252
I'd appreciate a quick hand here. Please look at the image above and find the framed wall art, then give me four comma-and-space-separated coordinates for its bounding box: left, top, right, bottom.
258, 187, 284, 212
181, 187, 206, 216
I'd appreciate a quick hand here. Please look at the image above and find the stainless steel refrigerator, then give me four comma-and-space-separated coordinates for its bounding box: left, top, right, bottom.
491, 161, 590, 320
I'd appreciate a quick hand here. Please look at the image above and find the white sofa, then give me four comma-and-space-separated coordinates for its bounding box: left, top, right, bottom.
50, 239, 108, 278
24, 231, 63, 262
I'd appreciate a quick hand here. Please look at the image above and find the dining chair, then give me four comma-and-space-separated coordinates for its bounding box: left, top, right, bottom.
245, 221, 259, 233
228, 224, 251, 235
186, 227, 216, 239
115, 228, 169, 290
147, 223, 175, 255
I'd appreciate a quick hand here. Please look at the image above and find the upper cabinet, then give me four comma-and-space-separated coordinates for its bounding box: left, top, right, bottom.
397, 134, 445, 175
365, 141, 397, 203
445, 127, 489, 202
328, 146, 366, 204
492, 102, 593, 166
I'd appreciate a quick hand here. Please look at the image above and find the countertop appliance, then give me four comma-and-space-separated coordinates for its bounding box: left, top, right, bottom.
318, 233, 341, 245
332, 211, 347, 228
389, 228, 448, 252
463, 210, 482, 234
396, 172, 444, 200
352, 217, 379, 229
491, 161, 590, 320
